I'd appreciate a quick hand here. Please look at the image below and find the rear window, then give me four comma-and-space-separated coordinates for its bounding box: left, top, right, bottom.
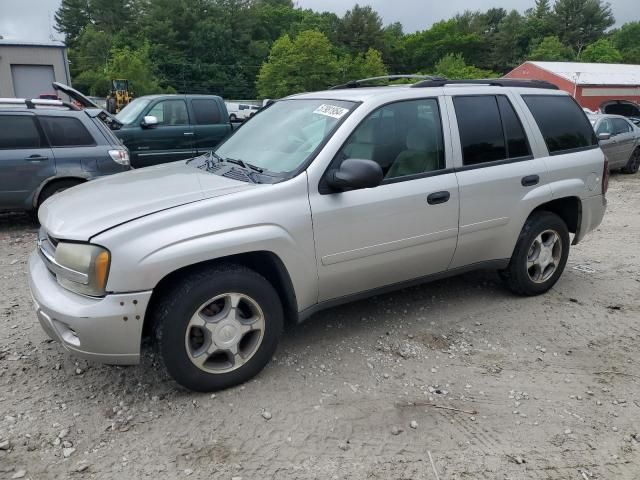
191, 99, 222, 125
0, 115, 43, 149
39, 116, 96, 147
523, 95, 597, 155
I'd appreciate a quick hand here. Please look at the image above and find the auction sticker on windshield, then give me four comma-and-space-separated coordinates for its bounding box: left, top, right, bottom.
313, 104, 349, 119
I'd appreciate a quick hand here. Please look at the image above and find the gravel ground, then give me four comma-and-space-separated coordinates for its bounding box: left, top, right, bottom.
1, 174, 639, 480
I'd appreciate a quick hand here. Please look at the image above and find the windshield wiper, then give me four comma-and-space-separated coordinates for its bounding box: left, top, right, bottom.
224, 157, 264, 173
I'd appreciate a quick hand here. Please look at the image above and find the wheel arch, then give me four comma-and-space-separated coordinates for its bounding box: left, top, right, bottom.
142, 250, 299, 340
530, 196, 582, 242
33, 176, 88, 208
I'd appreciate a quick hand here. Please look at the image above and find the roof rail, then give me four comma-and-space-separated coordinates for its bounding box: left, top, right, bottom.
411, 79, 559, 90
0, 98, 80, 110
330, 75, 447, 90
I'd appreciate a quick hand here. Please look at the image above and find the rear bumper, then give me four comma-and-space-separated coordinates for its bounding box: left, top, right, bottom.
28, 251, 152, 365
574, 194, 607, 244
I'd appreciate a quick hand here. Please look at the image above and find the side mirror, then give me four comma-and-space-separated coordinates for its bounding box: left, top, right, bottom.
326, 159, 383, 192
598, 132, 611, 141
141, 115, 158, 128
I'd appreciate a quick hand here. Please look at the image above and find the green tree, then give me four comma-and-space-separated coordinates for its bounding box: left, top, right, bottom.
69, 25, 114, 94
551, 0, 615, 54
492, 10, 530, 71
524, 0, 554, 44
529, 36, 575, 61
337, 4, 385, 54
580, 38, 623, 63
108, 42, 164, 96
256, 30, 340, 98
341, 48, 387, 81
611, 22, 640, 64
54, 0, 91, 46
433, 53, 497, 79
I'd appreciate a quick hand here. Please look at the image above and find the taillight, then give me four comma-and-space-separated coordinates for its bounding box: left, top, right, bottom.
602, 155, 609, 195
108, 149, 130, 166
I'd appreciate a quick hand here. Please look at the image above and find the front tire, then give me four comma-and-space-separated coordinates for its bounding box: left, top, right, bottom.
154, 264, 283, 392
501, 211, 570, 296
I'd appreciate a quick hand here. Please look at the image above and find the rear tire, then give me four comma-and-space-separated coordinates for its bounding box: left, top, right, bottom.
154, 264, 283, 392
621, 148, 640, 174
501, 211, 570, 296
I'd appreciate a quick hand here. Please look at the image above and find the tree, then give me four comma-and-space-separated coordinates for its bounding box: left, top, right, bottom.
54, 0, 91, 46
341, 48, 387, 81
256, 30, 340, 98
492, 10, 530, 71
580, 38, 623, 63
551, 0, 615, 54
433, 53, 497, 79
529, 36, 575, 61
611, 22, 640, 64
337, 4, 385, 54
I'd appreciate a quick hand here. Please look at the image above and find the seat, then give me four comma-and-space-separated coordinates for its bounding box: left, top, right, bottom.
386, 127, 439, 179
342, 119, 375, 160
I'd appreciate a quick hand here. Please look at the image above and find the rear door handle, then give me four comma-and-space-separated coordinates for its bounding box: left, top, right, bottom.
25, 155, 48, 162
427, 191, 450, 205
183, 132, 195, 136
521, 175, 539, 187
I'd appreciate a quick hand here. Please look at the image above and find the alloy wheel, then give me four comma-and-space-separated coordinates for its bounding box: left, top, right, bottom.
526, 229, 562, 284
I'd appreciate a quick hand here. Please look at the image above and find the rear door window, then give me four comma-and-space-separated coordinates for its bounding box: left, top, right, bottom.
523, 95, 597, 155
0, 115, 44, 149
39, 116, 96, 147
191, 99, 222, 125
612, 118, 632, 135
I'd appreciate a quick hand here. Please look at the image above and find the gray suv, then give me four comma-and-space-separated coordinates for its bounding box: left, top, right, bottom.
0, 99, 130, 215
28, 78, 607, 392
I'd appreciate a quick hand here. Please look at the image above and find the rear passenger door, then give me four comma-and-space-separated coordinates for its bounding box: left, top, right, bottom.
448, 94, 551, 268
189, 98, 230, 153
0, 113, 55, 210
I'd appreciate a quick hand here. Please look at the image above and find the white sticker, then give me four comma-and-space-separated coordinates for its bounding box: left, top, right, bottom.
313, 104, 349, 119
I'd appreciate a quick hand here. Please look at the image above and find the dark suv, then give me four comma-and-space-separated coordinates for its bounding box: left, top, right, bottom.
0, 99, 130, 215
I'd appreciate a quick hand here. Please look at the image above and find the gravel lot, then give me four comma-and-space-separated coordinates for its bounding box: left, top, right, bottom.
1, 174, 639, 480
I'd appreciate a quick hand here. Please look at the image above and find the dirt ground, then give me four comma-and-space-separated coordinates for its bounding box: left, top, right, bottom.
1, 174, 639, 480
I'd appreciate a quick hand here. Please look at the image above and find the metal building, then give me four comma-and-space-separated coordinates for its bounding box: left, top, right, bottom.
0, 39, 71, 99
505, 61, 640, 116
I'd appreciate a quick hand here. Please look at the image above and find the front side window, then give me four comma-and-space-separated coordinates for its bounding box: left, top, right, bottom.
596, 118, 613, 135
336, 98, 446, 179
214, 99, 357, 173
39, 117, 95, 147
0, 115, 43, 149
147, 100, 189, 126
116, 97, 151, 125
523, 95, 597, 155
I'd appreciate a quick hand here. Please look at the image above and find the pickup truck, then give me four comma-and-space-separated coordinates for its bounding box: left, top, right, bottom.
52, 84, 234, 169
114, 95, 233, 168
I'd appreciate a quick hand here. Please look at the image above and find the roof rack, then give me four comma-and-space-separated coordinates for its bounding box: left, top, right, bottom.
330, 75, 447, 90
411, 79, 559, 90
0, 98, 80, 110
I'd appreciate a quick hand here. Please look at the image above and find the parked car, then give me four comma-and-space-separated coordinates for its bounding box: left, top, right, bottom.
0, 98, 130, 215
588, 113, 640, 174
226, 102, 260, 122
629, 117, 640, 127
29, 78, 607, 392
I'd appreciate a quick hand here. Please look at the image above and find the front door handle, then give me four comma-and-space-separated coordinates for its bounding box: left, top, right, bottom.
521, 175, 540, 187
25, 155, 48, 162
183, 132, 195, 136
427, 191, 450, 205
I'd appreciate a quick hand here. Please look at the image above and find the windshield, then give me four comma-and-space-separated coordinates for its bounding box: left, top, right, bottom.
116, 97, 152, 125
214, 99, 357, 173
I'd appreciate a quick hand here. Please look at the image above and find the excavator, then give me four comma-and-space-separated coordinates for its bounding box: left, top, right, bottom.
106, 79, 132, 114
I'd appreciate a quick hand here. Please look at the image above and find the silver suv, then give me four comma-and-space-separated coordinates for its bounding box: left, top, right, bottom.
28, 78, 607, 391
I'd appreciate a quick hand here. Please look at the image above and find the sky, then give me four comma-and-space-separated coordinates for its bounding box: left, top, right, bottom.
0, 0, 638, 43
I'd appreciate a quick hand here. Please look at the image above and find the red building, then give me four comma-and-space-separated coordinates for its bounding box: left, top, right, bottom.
505, 61, 640, 116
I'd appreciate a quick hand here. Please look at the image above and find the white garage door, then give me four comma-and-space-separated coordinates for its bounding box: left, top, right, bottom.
10, 64, 56, 99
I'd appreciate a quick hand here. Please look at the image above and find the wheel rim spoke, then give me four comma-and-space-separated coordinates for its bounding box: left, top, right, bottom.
526, 229, 562, 284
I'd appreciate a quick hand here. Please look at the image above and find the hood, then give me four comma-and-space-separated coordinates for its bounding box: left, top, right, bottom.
52, 82, 123, 130
39, 161, 257, 241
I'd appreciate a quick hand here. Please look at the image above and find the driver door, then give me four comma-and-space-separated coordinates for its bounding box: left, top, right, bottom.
308, 98, 460, 302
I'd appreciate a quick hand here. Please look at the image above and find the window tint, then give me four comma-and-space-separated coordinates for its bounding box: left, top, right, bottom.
0, 115, 43, 149
191, 99, 221, 125
612, 118, 632, 135
147, 100, 189, 125
523, 95, 597, 154
39, 117, 95, 147
337, 98, 445, 180
454, 96, 506, 165
497, 96, 531, 159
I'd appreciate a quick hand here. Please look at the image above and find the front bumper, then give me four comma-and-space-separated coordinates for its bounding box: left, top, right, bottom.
574, 194, 607, 244
28, 251, 152, 365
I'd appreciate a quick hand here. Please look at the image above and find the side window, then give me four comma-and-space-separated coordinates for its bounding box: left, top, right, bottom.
523, 95, 597, 155
337, 98, 445, 180
596, 118, 613, 135
147, 100, 189, 126
454, 96, 506, 165
612, 118, 632, 135
39, 117, 96, 147
0, 115, 43, 149
497, 96, 531, 159
191, 99, 222, 125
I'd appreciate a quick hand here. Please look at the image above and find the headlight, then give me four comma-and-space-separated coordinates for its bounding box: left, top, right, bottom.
54, 243, 111, 297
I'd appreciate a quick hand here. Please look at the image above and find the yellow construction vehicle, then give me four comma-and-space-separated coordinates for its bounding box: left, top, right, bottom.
106, 79, 132, 114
